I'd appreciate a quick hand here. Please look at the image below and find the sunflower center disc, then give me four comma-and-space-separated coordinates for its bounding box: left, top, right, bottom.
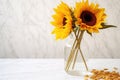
80, 11, 96, 26
63, 17, 67, 26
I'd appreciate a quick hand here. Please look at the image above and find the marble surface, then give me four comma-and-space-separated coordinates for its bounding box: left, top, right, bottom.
0, 59, 120, 80
0, 0, 120, 58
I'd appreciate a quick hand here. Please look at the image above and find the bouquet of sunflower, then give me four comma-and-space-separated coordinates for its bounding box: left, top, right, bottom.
51, 0, 116, 72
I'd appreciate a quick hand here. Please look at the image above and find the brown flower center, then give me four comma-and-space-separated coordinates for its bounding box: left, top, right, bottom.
63, 17, 67, 26
80, 11, 96, 26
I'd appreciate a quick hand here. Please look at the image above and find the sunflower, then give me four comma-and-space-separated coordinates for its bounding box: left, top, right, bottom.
51, 2, 72, 40
74, 0, 106, 33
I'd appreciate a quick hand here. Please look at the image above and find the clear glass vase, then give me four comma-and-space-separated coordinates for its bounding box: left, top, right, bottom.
64, 31, 89, 76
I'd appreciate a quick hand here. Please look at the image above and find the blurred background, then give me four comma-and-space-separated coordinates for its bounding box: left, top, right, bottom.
0, 0, 120, 58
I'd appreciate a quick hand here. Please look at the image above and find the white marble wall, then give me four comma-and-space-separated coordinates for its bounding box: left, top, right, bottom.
0, 0, 120, 58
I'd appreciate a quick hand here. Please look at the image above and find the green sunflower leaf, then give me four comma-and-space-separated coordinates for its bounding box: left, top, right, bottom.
100, 23, 117, 29
73, 26, 78, 32
87, 31, 92, 36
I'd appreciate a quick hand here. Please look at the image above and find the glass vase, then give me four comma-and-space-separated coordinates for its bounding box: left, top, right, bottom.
64, 31, 89, 76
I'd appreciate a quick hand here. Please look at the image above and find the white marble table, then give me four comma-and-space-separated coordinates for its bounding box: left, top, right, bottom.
0, 59, 120, 80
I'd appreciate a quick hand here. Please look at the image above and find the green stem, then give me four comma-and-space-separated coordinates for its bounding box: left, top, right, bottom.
65, 31, 79, 71
79, 47, 89, 71
78, 30, 88, 71
72, 30, 85, 69
65, 30, 88, 72
65, 29, 81, 71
